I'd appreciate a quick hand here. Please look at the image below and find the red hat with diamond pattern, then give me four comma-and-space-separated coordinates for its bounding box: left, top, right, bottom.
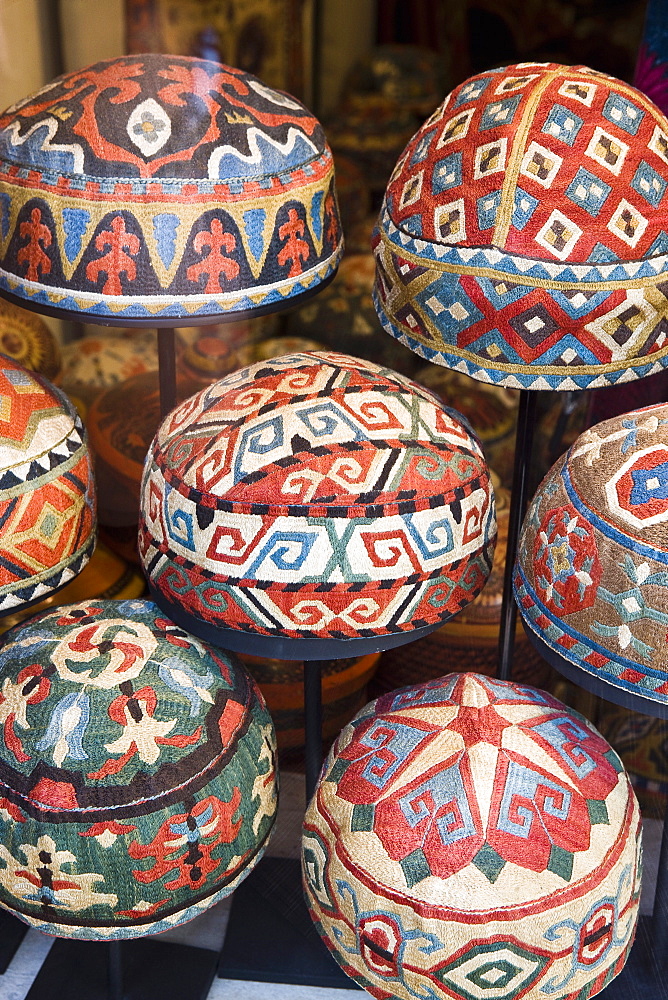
373, 62, 668, 391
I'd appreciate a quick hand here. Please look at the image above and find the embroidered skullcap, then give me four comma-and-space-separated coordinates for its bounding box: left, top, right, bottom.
303, 672, 641, 999
0, 54, 342, 324
373, 62, 668, 390
0, 599, 277, 939
138, 351, 496, 651
515, 401, 668, 715
0, 358, 95, 613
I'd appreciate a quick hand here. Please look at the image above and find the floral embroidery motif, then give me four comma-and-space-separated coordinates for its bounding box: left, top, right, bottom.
0, 600, 277, 939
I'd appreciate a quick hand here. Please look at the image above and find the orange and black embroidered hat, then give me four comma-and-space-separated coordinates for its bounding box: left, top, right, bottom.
0, 54, 342, 325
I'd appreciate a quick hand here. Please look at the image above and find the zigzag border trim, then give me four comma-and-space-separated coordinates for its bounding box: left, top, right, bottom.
373, 289, 668, 391
377, 207, 668, 287
0, 531, 95, 610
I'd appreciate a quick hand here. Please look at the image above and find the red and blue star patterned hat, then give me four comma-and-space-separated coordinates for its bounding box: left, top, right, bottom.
373, 62, 668, 390
0, 54, 342, 325
303, 672, 641, 999
515, 401, 668, 715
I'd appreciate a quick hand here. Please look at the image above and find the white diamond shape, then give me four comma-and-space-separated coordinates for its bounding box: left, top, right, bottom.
127, 98, 172, 156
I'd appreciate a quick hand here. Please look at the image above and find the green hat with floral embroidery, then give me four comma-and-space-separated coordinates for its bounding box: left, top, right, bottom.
0, 598, 277, 940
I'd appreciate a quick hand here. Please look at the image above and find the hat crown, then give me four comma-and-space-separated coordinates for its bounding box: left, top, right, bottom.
0, 53, 327, 182
152, 351, 490, 509
384, 61, 668, 264
0, 359, 77, 472
0, 600, 256, 811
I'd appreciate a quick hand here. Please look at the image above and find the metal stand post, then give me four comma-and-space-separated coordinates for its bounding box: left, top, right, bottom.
304, 660, 324, 802
108, 942, 123, 1000
217, 656, 358, 988
157, 327, 177, 419
497, 389, 538, 681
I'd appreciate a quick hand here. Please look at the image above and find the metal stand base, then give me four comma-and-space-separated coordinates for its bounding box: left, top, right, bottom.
217, 855, 360, 990
218, 660, 358, 989
24, 937, 219, 1000
0, 910, 27, 974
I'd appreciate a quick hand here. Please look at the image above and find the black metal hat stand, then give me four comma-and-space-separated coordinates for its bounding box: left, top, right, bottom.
0, 288, 335, 1000
0, 329, 185, 986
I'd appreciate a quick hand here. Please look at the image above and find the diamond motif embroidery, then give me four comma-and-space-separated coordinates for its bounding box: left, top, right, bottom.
399, 171, 424, 210
509, 303, 559, 347
437, 109, 475, 146
557, 345, 591, 365
474, 276, 529, 310
520, 141, 563, 188
453, 77, 492, 106
434, 199, 467, 242
586, 295, 658, 360
512, 188, 539, 230
394, 303, 430, 340
586, 126, 629, 176
552, 287, 614, 318
479, 95, 522, 130
566, 167, 612, 216
535, 210, 583, 260
433, 942, 548, 1000
631, 160, 667, 207
558, 80, 597, 106
608, 199, 648, 248
603, 92, 645, 135
126, 98, 172, 156
603, 304, 646, 345
473, 138, 507, 179
494, 74, 540, 93
416, 281, 483, 335
477, 190, 501, 230
649, 125, 668, 166
410, 131, 436, 166
541, 104, 584, 146
432, 152, 463, 194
